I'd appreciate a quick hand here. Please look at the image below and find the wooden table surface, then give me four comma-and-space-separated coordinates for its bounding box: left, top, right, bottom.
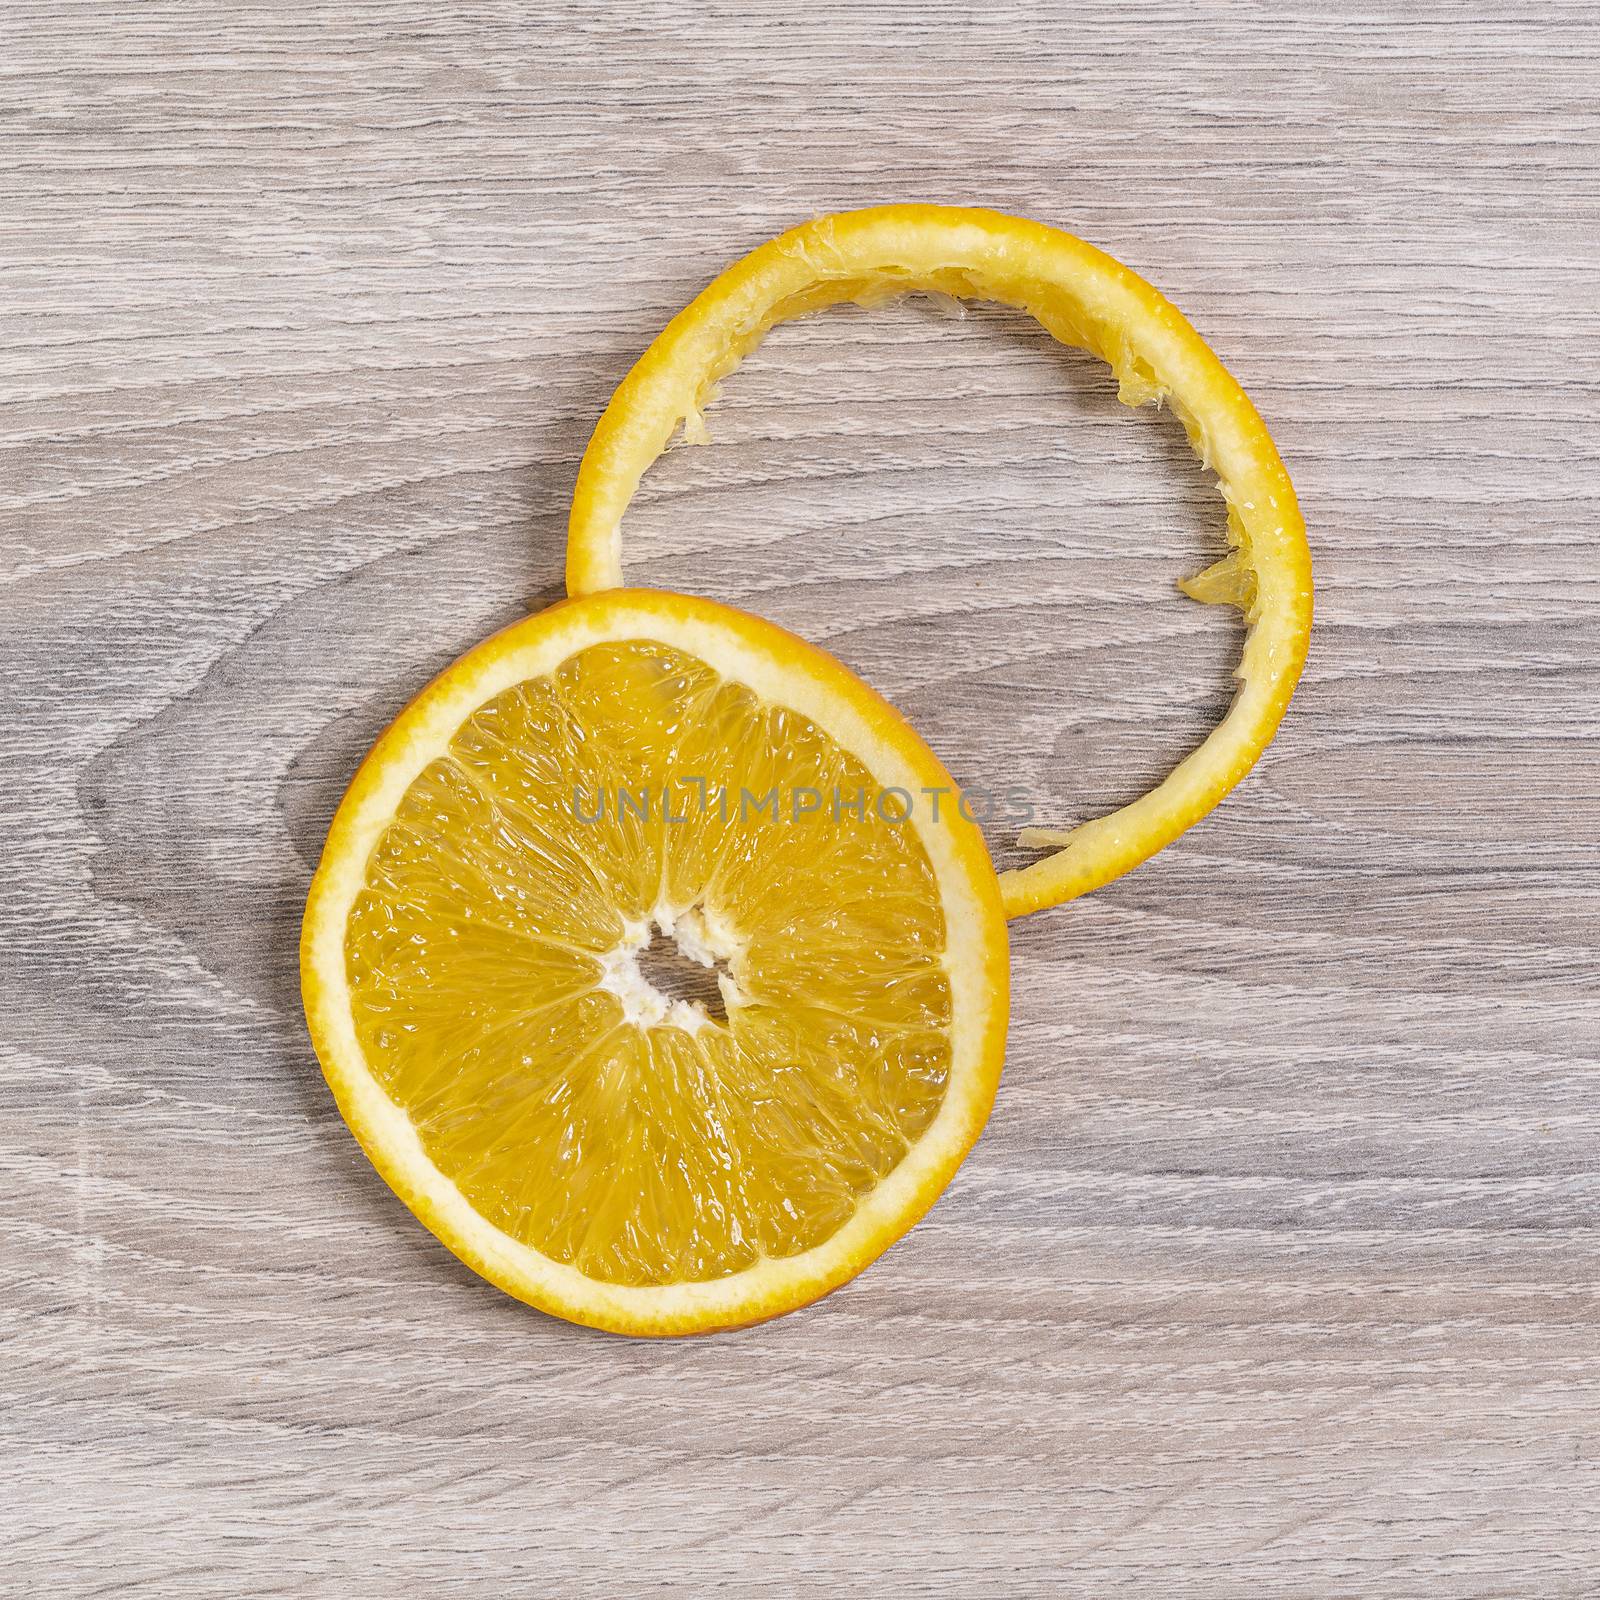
5, 3, 1599, 1594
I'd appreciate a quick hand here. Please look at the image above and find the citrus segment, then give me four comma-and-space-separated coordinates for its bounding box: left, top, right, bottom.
302, 589, 1008, 1334
565, 204, 1313, 918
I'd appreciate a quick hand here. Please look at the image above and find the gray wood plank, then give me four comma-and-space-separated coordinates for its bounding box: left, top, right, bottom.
3, 1, 1598, 1593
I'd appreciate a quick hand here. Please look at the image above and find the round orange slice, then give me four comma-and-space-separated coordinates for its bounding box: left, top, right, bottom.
565, 205, 1313, 918
302, 588, 1008, 1335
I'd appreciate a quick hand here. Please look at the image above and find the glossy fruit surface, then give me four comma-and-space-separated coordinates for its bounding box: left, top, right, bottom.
302, 588, 1009, 1334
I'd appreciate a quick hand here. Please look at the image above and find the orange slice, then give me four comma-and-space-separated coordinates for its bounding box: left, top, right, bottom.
302, 588, 1008, 1335
565, 205, 1313, 917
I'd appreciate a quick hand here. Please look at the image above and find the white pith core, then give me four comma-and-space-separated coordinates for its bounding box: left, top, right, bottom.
596, 904, 747, 1035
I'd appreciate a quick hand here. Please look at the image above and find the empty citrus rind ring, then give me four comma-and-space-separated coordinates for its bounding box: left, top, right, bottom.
565, 204, 1313, 919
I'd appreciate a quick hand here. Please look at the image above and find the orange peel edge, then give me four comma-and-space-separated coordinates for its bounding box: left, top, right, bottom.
566, 204, 1313, 919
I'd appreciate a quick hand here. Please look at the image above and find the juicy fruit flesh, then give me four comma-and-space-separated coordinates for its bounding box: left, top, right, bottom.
344, 641, 953, 1288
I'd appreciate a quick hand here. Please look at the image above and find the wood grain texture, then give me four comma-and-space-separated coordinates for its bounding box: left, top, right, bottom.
4, 1, 1599, 1593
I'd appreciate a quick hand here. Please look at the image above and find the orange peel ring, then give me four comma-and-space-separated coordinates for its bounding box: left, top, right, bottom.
566, 204, 1313, 919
